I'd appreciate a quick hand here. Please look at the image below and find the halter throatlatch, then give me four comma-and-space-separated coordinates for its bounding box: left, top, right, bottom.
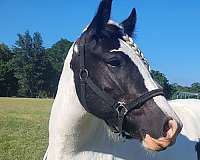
77, 37, 164, 139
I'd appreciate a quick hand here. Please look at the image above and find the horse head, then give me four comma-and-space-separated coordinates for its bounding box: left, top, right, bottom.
70, 0, 182, 152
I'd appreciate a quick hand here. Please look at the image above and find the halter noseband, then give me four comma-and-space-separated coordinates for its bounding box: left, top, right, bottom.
77, 38, 164, 139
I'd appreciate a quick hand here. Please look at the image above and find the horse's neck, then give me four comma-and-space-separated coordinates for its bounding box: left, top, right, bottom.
48, 46, 114, 159
47, 45, 147, 160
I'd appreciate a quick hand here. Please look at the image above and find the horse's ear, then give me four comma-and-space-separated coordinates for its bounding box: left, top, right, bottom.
120, 8, 137, 37
87, 0, 112, 35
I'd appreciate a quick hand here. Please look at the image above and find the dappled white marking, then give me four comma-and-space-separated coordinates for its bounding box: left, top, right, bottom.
108, 20, 123, 29
83, 20, 122, 34
74, 44, 79, 53
110, 48, 124, 53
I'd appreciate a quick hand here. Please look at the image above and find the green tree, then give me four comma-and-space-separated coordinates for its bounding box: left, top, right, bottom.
13, 31, 48, 97
13, 32, 72, 98
46, 38, 72, 97
190, 82, 200, 93
15, 31, 33, 58
46, 38, 72, 72
30, 32, 48, 97
0, 43, 12, 60
0, 44, 18, 96
13, 31, 33, 96
151, 70, 176, 99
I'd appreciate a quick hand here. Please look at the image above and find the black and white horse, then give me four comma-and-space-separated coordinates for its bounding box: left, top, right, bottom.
44, 0, 200, 159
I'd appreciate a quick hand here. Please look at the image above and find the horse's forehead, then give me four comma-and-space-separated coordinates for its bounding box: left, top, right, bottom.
89, 37, 120, 53
80, 21, 124, 51
110, 39, 134, 59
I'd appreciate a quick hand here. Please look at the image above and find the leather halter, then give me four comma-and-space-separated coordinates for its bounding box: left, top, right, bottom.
76, 38, 164, 138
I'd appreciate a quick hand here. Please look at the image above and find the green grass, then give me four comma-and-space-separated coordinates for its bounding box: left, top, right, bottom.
0, 97, 53, 160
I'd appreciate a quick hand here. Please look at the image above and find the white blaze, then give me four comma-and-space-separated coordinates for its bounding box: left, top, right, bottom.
113, 39, 182, 124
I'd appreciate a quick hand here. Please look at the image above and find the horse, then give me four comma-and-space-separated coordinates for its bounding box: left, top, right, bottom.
43, 0, 200, 159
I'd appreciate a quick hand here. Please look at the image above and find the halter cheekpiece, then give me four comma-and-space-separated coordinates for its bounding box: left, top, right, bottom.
76, 36, 164, 139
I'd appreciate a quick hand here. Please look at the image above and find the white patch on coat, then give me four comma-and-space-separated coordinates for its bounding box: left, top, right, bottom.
83, 20, 122, 34
74, 44, 79, 53
169, 99, 200, 141
46, 44, 146, 160
82, 25, 89, 33
114, 39, 182, 125
45, 44, 200, 160
108, 20, 123, 29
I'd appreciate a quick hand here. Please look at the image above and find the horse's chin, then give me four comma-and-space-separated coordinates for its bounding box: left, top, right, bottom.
141, 119, 179, 152
142, 134, 176, 152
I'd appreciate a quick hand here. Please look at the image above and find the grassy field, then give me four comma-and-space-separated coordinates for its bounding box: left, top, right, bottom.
0, 97, 53, 160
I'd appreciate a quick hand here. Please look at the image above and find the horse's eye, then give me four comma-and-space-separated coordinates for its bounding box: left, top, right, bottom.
107, 58, 121, 67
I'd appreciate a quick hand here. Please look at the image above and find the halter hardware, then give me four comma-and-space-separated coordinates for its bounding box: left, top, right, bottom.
116, 102, 128, 116
75, 37, 164, 139
79, 68, 89, 81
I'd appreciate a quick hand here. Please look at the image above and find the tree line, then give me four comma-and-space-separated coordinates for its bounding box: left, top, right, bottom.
0, 31, 199, 99
0, 31, 72, 98
151, 71, 200, 99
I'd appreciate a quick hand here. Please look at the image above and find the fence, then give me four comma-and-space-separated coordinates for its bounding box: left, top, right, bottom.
173, 92, 200, 99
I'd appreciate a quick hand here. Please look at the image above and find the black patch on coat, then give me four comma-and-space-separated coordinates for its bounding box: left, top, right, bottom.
70, 0, 169, 139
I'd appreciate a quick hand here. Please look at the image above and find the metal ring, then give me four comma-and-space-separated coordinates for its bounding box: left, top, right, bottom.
79, 68, 89, 81
116, 102, 128, 115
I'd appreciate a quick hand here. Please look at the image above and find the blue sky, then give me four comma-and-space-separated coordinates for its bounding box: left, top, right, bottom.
0, 0, 200, 86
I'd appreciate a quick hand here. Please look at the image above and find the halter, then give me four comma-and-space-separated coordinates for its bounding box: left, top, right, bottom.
77, 36, 164, 138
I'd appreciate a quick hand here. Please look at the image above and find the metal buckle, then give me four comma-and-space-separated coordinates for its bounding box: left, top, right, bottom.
116, 102, 128, 116
79, 68, 88, 81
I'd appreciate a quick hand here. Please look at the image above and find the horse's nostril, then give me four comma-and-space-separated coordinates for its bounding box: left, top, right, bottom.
163, 121, 170, 137
163, 118, 173, 137
162, 119, 180, 140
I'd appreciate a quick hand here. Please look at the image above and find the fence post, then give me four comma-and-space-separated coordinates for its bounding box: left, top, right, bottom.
195, 140, 200, 160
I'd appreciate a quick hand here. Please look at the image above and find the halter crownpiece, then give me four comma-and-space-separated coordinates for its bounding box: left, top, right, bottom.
76, 36, 164, 139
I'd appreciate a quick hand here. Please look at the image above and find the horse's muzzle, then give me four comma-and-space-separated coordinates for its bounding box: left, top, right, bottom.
142, 119, 182, 151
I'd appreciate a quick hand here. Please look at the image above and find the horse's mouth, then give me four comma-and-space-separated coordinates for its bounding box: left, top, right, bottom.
142, 119, 181, 151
